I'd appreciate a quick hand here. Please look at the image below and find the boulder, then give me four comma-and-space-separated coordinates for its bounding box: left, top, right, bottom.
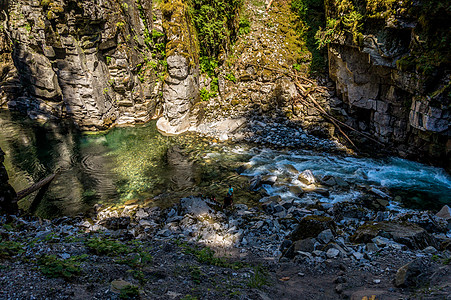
180, 197, 213, 216
289, 185, 305, 197
284, 238, 315, 258
394, 259, 429, 287
289, 215, 335, 241
298, 170, 317, 185
249, 175, 262, 191
352, 221, 439, 250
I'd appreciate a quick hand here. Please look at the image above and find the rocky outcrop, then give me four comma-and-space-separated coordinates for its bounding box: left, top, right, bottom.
0, 147, 17, 214
326, 0, 450, 169
156, 0, 199, 135
0, 0, 163, 130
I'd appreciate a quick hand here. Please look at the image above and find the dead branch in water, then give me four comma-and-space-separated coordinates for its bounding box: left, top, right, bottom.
15, 172, 58, 201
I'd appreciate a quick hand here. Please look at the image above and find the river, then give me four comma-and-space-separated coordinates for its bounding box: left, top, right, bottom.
1, 110, 450, 218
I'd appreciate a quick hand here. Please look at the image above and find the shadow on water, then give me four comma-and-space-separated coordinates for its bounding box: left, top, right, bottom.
0, 110, 256, 218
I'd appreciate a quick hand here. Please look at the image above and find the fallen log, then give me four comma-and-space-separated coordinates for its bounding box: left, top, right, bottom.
15, 172, 57, 201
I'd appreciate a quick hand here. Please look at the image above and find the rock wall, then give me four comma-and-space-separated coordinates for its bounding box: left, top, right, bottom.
326, 0, 450, 169
0, 0, 164, 130
156, 0, 199, 135
0, 147, 17, 214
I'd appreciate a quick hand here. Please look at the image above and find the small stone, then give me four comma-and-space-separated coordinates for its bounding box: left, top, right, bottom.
373, 279, 381, 284
335, 283, 343, 294
423, 246, 437, 254
317, 229, 334, 244
326, 248, 340, 258
352, 252, 364, 260
111, 280, 136, 293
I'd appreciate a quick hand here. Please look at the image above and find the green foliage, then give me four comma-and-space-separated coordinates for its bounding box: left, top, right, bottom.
179, 242, 244, 269
189, 0, 243, 58
86, 237, 130, 255
238, 14, 250, 35
0, 241, 23, 259
199, 56, 218, 77
225, 72, 236, 83
40, 0, 51, 7
190, 266, 203, 284
119, 285, 140, 299
105, 56, 112, 65
293, 63, 302, 71
37, 254, 87, 280
247, 265, 268, 289
181, 295, 198, 300
200, 87, 216, 102
291, 0, 327, 73
24, 23, 31, 32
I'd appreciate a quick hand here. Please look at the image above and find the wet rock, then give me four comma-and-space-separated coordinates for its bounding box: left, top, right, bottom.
298, 170, 317, 185
236, 163, 252, 174
249, 175, 262, 191
352, 221, 439, 250
436, 205, 451, 220
261, 175, 278, 185
320, 175, 337, 186
288, 186, 304, 197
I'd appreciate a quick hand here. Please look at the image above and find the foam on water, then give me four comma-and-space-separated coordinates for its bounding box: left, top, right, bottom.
240, 147, 451, 208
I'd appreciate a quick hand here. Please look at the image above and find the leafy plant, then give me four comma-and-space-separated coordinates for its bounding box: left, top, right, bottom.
37, 254, 87, 280
0, 241, 23, 259
225, 72, 236, 83
238, 14, 250, 35
247, 265, 268, 289
86, 237, 130, 255
189, 0, 243, 58
199, 56, 218, 77
119, 285, 139, 299
200, 87, 216, 102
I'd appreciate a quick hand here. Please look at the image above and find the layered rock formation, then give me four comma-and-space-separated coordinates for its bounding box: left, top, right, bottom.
325, 0, 450, 168
156, 0, 199, 135
0, 0, 163, 130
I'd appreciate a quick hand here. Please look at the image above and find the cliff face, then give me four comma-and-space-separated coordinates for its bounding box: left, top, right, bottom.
0, 0, 163, 130
324, 0, 450, 167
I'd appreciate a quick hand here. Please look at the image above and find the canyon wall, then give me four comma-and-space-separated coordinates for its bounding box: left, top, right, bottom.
325, 0, 450, 167
0, 0, 163, 130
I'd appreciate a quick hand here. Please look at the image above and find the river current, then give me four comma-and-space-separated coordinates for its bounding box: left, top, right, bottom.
1, 110, 450, 218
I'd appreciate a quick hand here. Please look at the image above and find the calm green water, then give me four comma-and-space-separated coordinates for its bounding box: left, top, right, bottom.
1, 110, 450, 218
0, 110, 251, 217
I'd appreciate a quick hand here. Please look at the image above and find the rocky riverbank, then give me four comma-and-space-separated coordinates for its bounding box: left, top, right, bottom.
2, 174, 450, 299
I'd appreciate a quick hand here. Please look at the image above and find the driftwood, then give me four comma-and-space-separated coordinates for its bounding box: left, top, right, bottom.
15, 173, 57, 201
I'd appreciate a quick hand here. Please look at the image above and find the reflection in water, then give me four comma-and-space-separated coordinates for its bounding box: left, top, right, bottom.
0, 111, 118, 217
1, 109, 450, 218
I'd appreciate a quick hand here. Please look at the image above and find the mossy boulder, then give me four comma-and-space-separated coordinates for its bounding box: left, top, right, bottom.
351, 221, 439, 250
